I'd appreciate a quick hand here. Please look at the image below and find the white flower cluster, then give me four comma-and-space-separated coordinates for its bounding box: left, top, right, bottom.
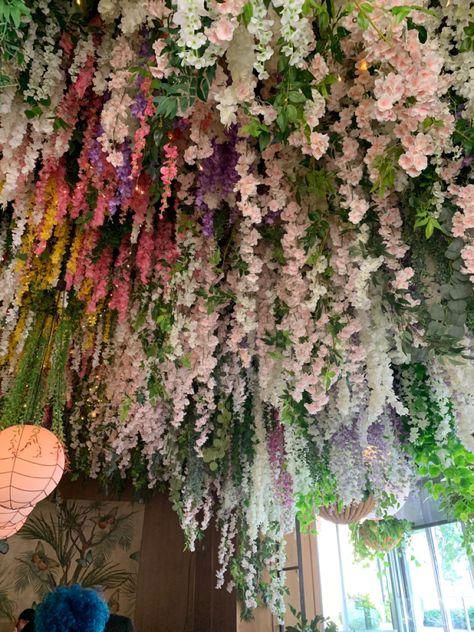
438, 0, 474, 117
99, 0, 154, 33
285, 424, 312, 498
439, 355, 474, 454
272, 0, 314, 67
69, 35, 95, 82
247, 0, 274, 79
23, 17, 63, 105
173, 0, 222, 67
359, 298, 408, 432
246, 389, 274, 540
427, 360, 455, 447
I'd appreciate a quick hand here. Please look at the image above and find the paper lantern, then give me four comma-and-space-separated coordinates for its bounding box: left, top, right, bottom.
0, 517, 27, 539
0, 425, 65, 510
0, 504, 34, 528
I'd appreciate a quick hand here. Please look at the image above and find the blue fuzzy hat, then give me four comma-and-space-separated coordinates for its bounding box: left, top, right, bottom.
35, 584, 109, 632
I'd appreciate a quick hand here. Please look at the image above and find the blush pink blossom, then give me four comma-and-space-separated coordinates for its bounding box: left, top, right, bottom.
393, 267, 415, 290
309, 132, 329, 159
348, 197, 369, 224
310, 54, 329, 83
206, 17, 236, 44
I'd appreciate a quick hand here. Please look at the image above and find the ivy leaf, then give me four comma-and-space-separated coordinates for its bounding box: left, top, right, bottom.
286, 104, 299, 123
258, 131, 271, 151
288, 90, 306, 104
390, 6, 412, 24
357, 12, 370, 31
407, 18, 427, 43
25, 105, 42, 119
242, 1, 253, 25
197, 75, 210, 101
10, 5, 22, 28
53, 117, 70, 131
155, 96, 178, 118
276, 110, 288, 133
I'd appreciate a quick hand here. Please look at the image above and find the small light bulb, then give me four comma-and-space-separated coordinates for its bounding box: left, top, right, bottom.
75, 0, 81, 5
358, 59, 369, 72
337, 75, 342, 82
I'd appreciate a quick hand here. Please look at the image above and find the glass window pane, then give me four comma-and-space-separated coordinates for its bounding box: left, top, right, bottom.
318, 519, 398, 632
405, 529, 443, 632
432, 523, 474, 631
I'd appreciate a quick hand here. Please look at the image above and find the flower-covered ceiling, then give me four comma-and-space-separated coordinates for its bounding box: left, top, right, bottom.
0, 0, 473, 619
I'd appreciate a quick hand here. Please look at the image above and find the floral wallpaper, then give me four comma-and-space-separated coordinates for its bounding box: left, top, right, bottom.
0, 498, 144, 632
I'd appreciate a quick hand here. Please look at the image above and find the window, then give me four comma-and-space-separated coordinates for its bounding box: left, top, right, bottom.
318, 519, 399, 632
402, 524, 474, 632
317, 519, 473, 632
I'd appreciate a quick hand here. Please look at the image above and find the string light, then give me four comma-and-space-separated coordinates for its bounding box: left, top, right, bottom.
358, 59, 369, 72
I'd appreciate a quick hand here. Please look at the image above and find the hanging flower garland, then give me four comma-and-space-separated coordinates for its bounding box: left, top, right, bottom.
0, 0, 473, 619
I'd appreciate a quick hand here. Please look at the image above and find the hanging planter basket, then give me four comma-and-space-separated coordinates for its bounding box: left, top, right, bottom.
358, 522, 403, 552
318, 496, 375, 524
349, 517, 413, 561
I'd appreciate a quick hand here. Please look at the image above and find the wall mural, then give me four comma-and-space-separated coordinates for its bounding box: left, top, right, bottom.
0, 498, 144, 632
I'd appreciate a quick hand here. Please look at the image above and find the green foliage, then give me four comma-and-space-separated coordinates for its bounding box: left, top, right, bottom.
286, 606, 338, 632
399, 364, 474, 556
371, 145, 404, 197
1, 296, 76, 435
0, 569, 16, 621
232, 523, 287, 621
453, 117, 474, 157
414, 207, 445, 240
153, 65, 216, 119
349, 517, 413, 563
347, 594, 382, 631
202, 398, 232, 472
280, 396, 339, 530
0, 0, 30, 86
436, 522, 468, 582
459, 22, 474, 53
424, 607, 474, 630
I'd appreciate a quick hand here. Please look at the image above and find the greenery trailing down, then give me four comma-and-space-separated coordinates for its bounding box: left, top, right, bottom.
0, 308, 51, 428
349, 517, 413, 563
0, 293, 75, 437
0, 0, 30, 87
398, 364, 474, 556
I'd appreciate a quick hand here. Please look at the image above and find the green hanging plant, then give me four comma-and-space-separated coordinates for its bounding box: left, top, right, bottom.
0, 291, 75, 439
349, 517, 413, 563
286, 606, 338, 632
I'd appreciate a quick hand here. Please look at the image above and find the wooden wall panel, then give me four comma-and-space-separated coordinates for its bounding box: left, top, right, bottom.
135, 494, 236, 632
134, 492, 193, 632
194, 525, 236, 632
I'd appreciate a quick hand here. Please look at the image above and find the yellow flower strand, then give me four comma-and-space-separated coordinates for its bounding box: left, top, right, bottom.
37, 180, 59, 248
44, 220, 71, 287
66, 230, 83, 280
